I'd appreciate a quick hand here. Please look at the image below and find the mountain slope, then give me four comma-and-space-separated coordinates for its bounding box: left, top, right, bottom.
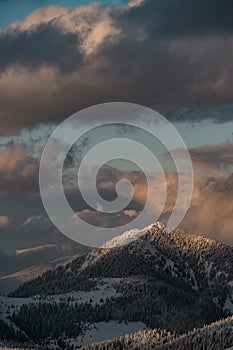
3, 222, 233, 348
80, 315, 233, 350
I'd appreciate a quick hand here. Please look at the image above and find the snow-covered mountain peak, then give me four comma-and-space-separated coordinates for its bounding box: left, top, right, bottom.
102, 221, 166, 249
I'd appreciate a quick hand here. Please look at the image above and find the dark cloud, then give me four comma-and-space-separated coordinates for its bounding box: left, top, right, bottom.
121, 0, 233, 38
0, 0, 232, 134
0, 22, 81, 71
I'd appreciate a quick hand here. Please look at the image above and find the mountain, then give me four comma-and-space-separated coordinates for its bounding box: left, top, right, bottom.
0, 215, 89, 294
0, 242, 89, 294
1, 222, 233, 349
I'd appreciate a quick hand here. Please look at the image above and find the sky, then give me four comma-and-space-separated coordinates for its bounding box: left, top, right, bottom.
0, 0, 232, 252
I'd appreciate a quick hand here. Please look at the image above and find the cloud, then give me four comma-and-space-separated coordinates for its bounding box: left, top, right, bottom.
123, 209, 138, 217
121, 0, 233, 38
0, 143, 38, 195
73, 143, 233, 244
172, 142, 233, 180
169, 142, 233, 243
0, 143, 26, 175
1, 3, 120, 69
84, 143, 228, 246
75, 208, 140, 228
181, 174, 233, 245
189, 142, 233, 169
40, 138, 233, 241
0, 215, 9, 227
0, 21, 80, 71
166, 103, 233, 124
0, 140, 232, 246
0, 0, 233, 134
22, 215, 43, 226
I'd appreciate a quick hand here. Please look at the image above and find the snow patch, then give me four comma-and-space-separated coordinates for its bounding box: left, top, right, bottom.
79, 250, 102, 272
67, 321, 148, 347
224, 296, 233, 313
103, 222, 165, 249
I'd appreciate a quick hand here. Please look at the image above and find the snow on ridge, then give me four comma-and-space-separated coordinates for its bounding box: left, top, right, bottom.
102, 221, 165, 249
79, 250, 101, 272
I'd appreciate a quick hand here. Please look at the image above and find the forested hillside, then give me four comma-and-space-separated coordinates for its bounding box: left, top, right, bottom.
80, 316, 233, 350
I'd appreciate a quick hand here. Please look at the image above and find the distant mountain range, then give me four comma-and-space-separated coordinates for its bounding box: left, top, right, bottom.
0, 215, 89, 294
1, 222, 233, 349
0, 241, 88, 294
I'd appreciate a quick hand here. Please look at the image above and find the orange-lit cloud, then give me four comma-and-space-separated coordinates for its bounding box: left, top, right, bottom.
0, 215, 9, 227
0, 143, 38, 195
